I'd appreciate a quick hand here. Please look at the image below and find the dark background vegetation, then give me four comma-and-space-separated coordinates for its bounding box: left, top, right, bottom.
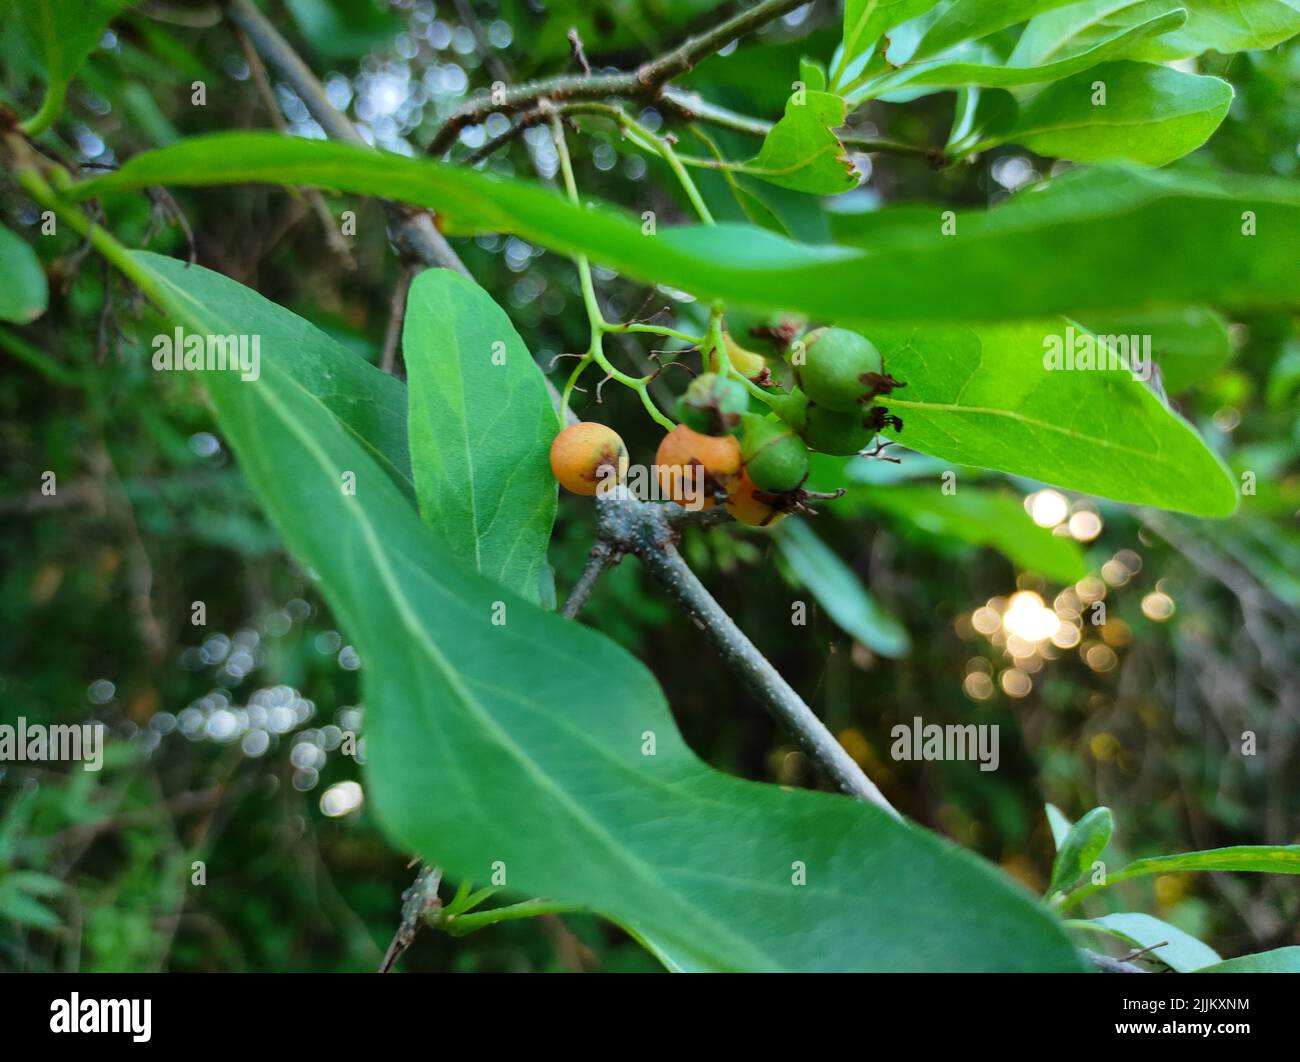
1, 0, 1297, 971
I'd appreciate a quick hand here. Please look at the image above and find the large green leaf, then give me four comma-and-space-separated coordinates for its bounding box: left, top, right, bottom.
1013, 0, 1300, 66
403, 270, 556, 602
984, 61, 1233, 166
140, 255, 413, 498
753, 91, 860, 195
834, 0, 938, 87
1082, 912, 1222, 971
864, 319, 1240, 517
73, 134, 1300, 320
828, 166, 1298, 320
1196, 947, 1300, 973
859, 10, 1185, 96
1061, 844, 1300, 907
0, 224, 48, 324
17, 0, 131, 135
1077, 305, 1232, 393
839, 483, 1089, 582
915, 0, 1085, 59
773, 518, 911, 657
131, 251, 1083, 972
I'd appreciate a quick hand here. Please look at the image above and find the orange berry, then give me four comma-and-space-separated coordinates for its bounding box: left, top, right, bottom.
549, 422, 628, 496
655, 424, 742, 509
724, 470, 788, 527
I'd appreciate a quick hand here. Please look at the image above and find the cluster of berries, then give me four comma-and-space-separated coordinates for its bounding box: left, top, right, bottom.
549, 326, 904, 527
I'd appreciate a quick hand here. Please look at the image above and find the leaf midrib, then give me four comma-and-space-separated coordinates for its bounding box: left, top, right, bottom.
250, 371, 780, 972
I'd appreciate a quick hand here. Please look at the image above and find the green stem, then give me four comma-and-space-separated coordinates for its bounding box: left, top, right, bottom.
19, 86, 66, 139
549, 112, 676, 431
0, 326, 83, 388
605, 322, 703, 346
14, 164, 198, 334
704, 311, 778, 409
442, 898, 587, 936
571, 103, 716, 226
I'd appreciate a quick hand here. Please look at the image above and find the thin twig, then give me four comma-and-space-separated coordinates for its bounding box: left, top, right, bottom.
562, 539, 619, 618
428, 0, 811, 155
224, 0, 469, 277
592, 488, 900, 816
380, 264, 415, 375
235, 23, 355, 267
379, 864, 443, 973
567, 28, 592, 76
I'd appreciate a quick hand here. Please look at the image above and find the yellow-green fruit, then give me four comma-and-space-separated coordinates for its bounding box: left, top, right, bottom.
677, 372, 748, 436
778, 391, 875, 455
549, 422, 628, 495
792, 327, 884, 412
739, 412, 808, 494
715, 330, 769, 380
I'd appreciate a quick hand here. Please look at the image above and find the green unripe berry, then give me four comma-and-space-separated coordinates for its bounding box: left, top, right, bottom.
677, 372, 748, 436
779, 392, 874, 455
739, 412, 809, 493
791, 327, 884, 412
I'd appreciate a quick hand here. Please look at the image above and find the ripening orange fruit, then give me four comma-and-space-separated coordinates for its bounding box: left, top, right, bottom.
724, 469, 788, 527
549, 422, 629, 495
655, 424, 742, 509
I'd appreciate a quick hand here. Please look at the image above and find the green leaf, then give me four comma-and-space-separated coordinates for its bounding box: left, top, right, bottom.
17, 0, 131, 136
3, 870, 65, 897
834, 0, 938, 87
127, 252, 1085, 973
402, 270, 556, 603
753, 91, 860, 195
862, 10, 1186, 96
74, 134, 1300, 322
866, 319, 1239, 517
0, 224, 48, 324
773, 519, 911, 658
1046, 803, 1073, 849
140, 254, 413, 499
840, 484, 1089, 583
1061, 844, 1300, 908
916, 0, 1085, 59
799, 56, 829, 92
983, 61, 1232, 166
0, 889, 61, 930
1050, 805, 1113, 892
1076, 306, 1232, 393
1082, 912, 1222, 971
1013, 0, 1300, 66
1196, 947, 1300, 973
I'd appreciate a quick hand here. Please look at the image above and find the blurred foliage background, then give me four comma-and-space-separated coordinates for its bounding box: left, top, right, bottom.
1, 0, 1297, 972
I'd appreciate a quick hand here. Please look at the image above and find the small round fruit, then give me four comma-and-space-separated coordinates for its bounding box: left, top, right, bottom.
725, 470, 788, 527
676, 372, 748, 436
655, 424, 742, 509
791, 327, 883, 412
549, 422, 629, 496
720, 330, 768, 381
779, 392, 874, 455
739, 413, 808, 493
